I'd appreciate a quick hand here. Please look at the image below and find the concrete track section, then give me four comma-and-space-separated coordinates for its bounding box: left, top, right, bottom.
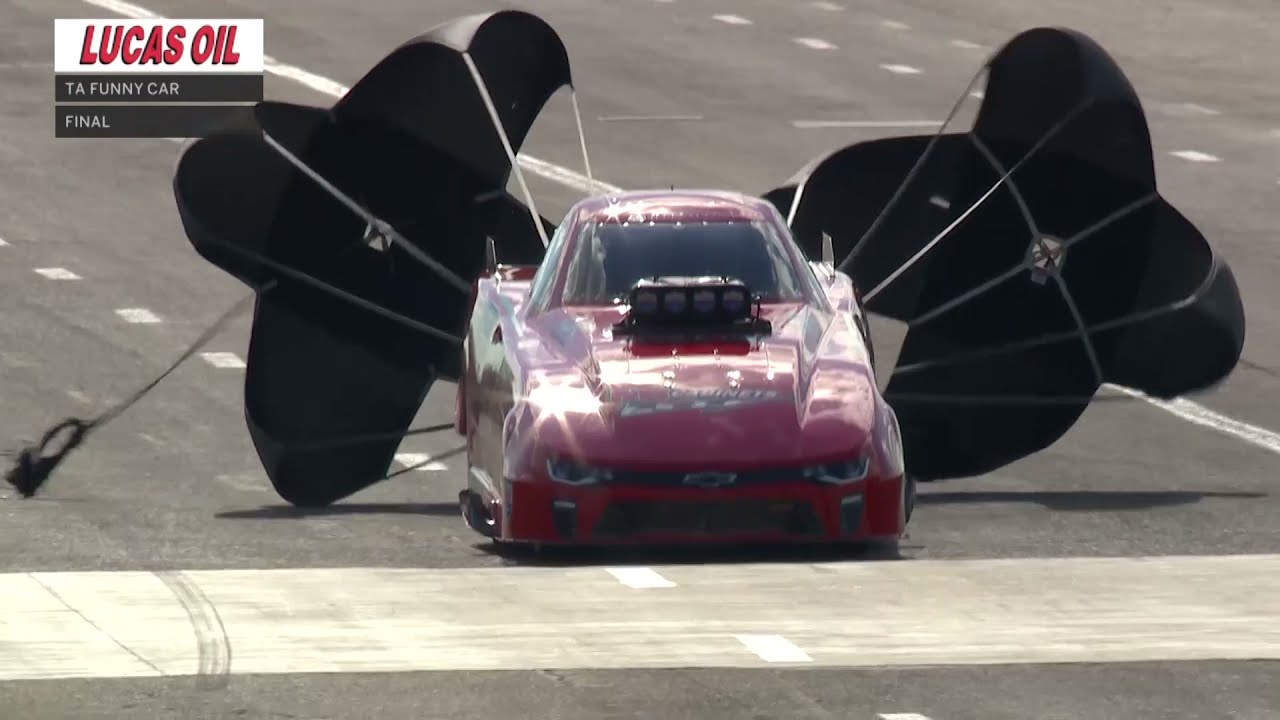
1, 0, 1277, 718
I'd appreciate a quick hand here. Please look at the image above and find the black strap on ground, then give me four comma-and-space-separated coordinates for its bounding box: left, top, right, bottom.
5, 293, 256, 498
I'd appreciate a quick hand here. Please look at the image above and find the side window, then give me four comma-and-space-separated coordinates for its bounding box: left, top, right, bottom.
525, 219, 570, 313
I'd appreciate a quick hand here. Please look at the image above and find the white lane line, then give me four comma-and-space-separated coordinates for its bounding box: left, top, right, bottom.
734, 634, 814, 663
200, 352, 246, 369
1170, 150, 1220, 163
1166, 102, 1220, 117
970, 90, 985, 100
811, 1, 843, 9
67, 389, 93, 404
605, 567, 677, 589
85, 0, 1280, 459
881, 64, 923, 75
34, 267, 82, 280
951, 39, 983, 49
792, 120, 941, 129
794, 37, 837, 50
929, 195, 951, 209
880, 19, 910, 30
879, 714, 934, 720
393, 453, 448, 471
0, 236, 9, 247
599, 114, 704, 122
713, 14, 752, 25
215, 473, 265, 493
114, 307, 161, 324
1107, 385, 1280, 456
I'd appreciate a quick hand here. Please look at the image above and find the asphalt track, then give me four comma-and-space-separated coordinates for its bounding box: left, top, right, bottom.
1, 0, 1278, 718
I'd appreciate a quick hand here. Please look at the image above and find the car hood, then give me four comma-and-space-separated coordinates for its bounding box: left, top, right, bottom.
516, 303, 876, 468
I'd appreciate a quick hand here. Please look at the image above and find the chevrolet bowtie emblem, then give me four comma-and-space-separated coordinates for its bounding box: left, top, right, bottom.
682, 471, 737, 488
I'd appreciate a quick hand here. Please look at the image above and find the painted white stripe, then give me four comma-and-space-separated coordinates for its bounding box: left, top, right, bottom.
734, 634, 814, 663
879, 714, 934, 720
4, 555, 1280, 679
599, 114, 704, 122
0, 236, 9, 247
83, 0, 1280, 458
200, 352, 246, 369
1170, 150, 1220, 163
1107, 385, 1280, 456
114, 307, 161, 324
393, 453, 448, 471
1165, 102, 1220, 117
794, 37, 837, 50
606, 567, 677, 589
811, 1, 843, 10
880, 19, 910, 30
712, 14, 752, 25
929, 195, 951, 210
881, 64, 923, 75
792, 120, 941, 129
34, 267, 81, 280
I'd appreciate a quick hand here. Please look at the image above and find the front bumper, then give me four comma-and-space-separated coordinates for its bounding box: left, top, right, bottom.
476, 474, 906, 545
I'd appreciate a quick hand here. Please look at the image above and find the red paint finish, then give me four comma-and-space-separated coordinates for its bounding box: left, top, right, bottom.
458, 190, 906, 546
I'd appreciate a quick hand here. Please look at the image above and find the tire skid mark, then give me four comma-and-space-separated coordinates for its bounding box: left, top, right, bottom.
154, 570, 233, 689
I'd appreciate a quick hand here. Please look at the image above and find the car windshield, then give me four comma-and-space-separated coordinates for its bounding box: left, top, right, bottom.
560, 219, 811, 306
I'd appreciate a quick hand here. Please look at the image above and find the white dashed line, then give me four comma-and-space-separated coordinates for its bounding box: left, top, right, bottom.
792, 120, 942, 129
712, 14, 752, 25
879, 714, 935, 720
114, 307, 161, 324
929, 195, 951, 209
880, 19, 910, 30
811, 1, 843, 9
200, 352, 247, 369
34, 267, 81, 280
85, 0, 1280, 462
393, 453, 448, 471
734, 634, 813, 663
1169, 102, 1220, 117
0, 236, 9, 247
66, 389, 92, 404
605, 567, 677, 589
1170, 150, 1220, 163
881, 64, 923, 75
794, 37, 837, 50
599, 114, 704, 122
216, 473, 265, 493
970, 90, 985, 100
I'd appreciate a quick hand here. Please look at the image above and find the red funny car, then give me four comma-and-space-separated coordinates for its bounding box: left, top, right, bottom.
455, 190, 911, 547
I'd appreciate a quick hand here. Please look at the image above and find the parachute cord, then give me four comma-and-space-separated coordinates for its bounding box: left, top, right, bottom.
2, 285, 460, 499
5, 292, 256, 498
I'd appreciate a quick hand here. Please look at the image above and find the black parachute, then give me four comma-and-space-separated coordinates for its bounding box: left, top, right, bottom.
171, 10, 567, 506
6, 16, 1245, 505
762, 28, 1244, 480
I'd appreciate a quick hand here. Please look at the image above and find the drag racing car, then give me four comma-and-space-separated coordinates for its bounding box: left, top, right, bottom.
454, 189, 909, 545
6, 11, 1245, 550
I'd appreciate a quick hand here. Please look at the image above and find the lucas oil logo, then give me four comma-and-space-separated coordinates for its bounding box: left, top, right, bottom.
618, 387, 781, 417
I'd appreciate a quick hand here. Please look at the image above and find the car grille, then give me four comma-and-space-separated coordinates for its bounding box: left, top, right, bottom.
604, 467, 804, 487
593, 499, 821, 537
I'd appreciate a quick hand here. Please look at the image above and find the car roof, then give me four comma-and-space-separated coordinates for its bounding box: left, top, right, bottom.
571, 189, 778, 226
